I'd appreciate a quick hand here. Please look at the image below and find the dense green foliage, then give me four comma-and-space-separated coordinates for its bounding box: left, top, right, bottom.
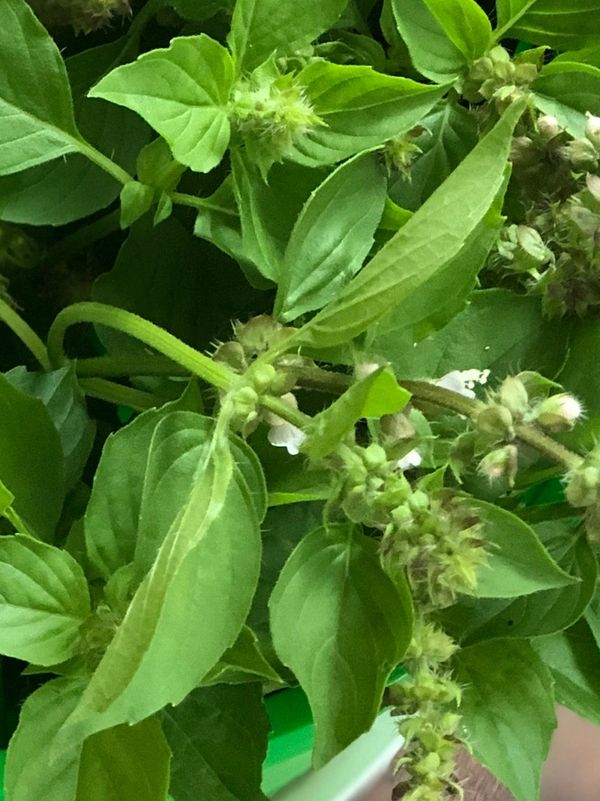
2, 0, 600, 799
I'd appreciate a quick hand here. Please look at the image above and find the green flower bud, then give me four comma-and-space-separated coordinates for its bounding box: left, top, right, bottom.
249, 363, 277, 394
213, 341, 247, 372
586, 173, 600, 203
478, 444, 519, 485
510, 136, 537, 166
362, 443, 388, 472
585, 113, 600, 148
499, 375, 530, 417
560, 138, 599, 170
566, 464, 600, 507
538, 114, 561, 139
235, 315, 284, 356
530, 393, 583, 431
475, 403, 515, 441
381, 412, 416, 443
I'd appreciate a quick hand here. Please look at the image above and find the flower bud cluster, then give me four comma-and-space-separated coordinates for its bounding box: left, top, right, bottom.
453, 373, 582, 484
461, 46, 538, 107
28, 0, 131, 33
565, 446, 600, 546
559, 114, 600, 171
214, 315, 312, 438
566, 448, 600, 508
230, 64, 322, 175
390, 618, 463, 801
383, 127, 425, 177
494, 223, 554, 276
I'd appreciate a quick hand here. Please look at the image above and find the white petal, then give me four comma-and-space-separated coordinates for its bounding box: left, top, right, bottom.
436, 368, 490, 398
267, 422, 306, 456
436, 371, 476, 399
396, 449, 422, 470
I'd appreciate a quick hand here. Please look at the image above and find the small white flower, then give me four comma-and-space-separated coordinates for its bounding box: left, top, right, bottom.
435, 369, 490, 399
266, 392, 306, 456
395, 449, 422, 471
268, 421, 306, 455
557, 394, 583, 423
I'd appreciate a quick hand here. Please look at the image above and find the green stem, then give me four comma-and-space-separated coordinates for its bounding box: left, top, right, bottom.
295, 366, 352, 394
170, 191, 238, 217
260, 394, 312, 429
0, 298, 50, 371
514, 422, 582, 471
78, 378, 158, 411
400, 379, 485, 417
47, 302, 236, 391
74, 140, 133, 186
48, 209, 121, 261
76, 354, 187, 378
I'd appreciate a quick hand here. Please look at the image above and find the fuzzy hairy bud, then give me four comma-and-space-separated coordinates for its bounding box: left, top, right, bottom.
478, 444, 519, 485
531, 393, 582, 431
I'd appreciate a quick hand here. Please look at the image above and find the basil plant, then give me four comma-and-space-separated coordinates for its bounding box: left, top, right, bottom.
1, 0, 600, 799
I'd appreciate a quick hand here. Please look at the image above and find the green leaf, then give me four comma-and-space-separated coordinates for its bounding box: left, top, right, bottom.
119, 180, 154, 228
162, 684, 269, 801
0, 477, 14, 517
304, 368, 411, 461
6, 366, 95, 491
0, 0, 81, 175
289, 98, 525, 350
89, 35, 235, 173
554, 45, 600, 68
584, 586, 600, 647
76, 717, 171, 801
270, 523, 413, 767
377, 289, 571, 382
248, 502, 324, 668
137, 137, 186, 192
0, 535, 90, 665
85, 409, 266, 580
443, 518, 596, 644
532, 61, 600, 138
5, 679, 85, 801
202, 625, 282, 685
389, 100, 478, 211
291, 61, 448, 166
371, 169, 506, 346
391, 0, 492, 82
495, 0, 600, 50
0, 374, 65, 539
61, 427, 262, 745
533, 619, 600, 727
231, 151, 324, 283
229, 0, 347, 72
0, 39, 149, 226
6, 679, 170, 801
275, 153, 386, 321
456, 639, 557, 801
85, 407, 169, 580
472, 501, 578, 598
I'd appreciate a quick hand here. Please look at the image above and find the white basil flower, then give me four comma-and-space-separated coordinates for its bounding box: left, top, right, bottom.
435, 369, 490, 399
395, 448, 422, 471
